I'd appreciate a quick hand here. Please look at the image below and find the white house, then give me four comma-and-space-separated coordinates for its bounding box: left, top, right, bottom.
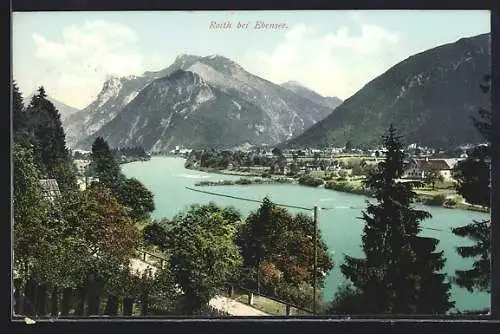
74, 159, 91, 176
403, 158, 462, 181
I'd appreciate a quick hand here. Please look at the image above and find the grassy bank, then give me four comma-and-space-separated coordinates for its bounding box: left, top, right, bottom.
186, 165, 265, 177
324, 178, 488, 213
195, 177, 296, 187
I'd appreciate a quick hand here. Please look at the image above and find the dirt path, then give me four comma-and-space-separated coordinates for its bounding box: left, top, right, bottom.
209, 296, 269, 316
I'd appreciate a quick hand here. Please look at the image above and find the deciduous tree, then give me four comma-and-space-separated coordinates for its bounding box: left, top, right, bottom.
168, 204, 243, 314
236, 198, 333, 308
114, 178, 155, 221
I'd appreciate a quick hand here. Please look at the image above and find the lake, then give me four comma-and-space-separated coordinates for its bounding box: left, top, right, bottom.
122, 156, 490, 313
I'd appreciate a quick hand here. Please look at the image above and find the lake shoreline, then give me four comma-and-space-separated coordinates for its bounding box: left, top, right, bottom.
186, 165, 489, 214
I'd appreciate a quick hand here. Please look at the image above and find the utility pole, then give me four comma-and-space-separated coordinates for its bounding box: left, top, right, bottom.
312, 205, 318, 315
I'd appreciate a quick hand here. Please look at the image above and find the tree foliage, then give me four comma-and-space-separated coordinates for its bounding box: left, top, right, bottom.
452, 220, 490, 292
13, 143, 51, 284
424, 169, 444, 189
451, 73, 491, 293
168, 204, 243, 314
338, 125, 454, 314
453, 145, 490, 208
143, 221, 169, 248
13, 81, 31, 147
114, 178, 155, 221
20, 86, 77, 194
236, 198, 333, 308
327, 281, 363, 314
32, 184, 141, 290
89, 137, 123, 188
89, 137, 155, 221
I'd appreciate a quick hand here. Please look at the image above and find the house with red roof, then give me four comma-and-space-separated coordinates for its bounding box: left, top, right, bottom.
403, 158, 462, 181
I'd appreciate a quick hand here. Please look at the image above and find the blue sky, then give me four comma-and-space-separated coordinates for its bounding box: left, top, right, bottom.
13, 10, 490, 109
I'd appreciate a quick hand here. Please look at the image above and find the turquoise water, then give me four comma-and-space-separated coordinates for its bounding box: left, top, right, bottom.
122, 156, 490, 312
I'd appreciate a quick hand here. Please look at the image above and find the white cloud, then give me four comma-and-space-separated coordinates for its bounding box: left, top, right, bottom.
30, 20, 147, 108
242, 20, 400, 100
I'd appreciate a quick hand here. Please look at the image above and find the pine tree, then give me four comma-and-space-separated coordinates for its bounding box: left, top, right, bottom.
25, 86, 77, 194
452, 74, 491, 294
13, 81, 31, 146
339, 124, 454, 314
89, 137, 123, 188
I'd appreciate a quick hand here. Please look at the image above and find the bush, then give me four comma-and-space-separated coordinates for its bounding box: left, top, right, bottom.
298, 175, 324, 187
325, 181, 352, 192
196, 181, 211, 186
235, 178, 252, 185
275, 177, 292, 184
444, 198, 457, 207
323, 174, 333, 181
327, 282, 363, 314
144, 222, 168, 247
325, 181, 369, 196
424, 194, 447, 206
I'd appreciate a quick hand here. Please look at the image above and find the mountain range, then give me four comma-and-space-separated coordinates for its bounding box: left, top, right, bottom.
64, 55, 340, 151
284, 33, 491, 149
61, 33, 490, 152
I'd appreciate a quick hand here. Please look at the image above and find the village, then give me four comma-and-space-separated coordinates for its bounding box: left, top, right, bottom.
175, 143, 469, 178
172, 142, 489, 212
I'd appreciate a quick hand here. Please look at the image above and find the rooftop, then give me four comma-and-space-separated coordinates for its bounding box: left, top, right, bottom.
39, 179, 61, 202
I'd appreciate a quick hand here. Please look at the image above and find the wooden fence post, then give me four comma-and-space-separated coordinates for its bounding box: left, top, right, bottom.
61, 288, 73, 316
50, 288, 59, 317
123, 297, 134, 316
75, 287, 86, 316
248, 293, 254, 306
105, 295, 119, 316
286, 304, 291, 316
140, 291, 149, 315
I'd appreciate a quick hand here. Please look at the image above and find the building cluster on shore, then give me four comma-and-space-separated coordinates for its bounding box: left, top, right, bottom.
174, 142, 479, 184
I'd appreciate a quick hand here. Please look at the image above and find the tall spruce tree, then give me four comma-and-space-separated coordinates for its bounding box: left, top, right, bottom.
339, 125, 454, 314
25, 86, 77, 193
451, 74, 491, 293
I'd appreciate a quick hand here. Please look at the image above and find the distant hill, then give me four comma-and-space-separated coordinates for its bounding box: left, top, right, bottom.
284, 33, 491, 149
